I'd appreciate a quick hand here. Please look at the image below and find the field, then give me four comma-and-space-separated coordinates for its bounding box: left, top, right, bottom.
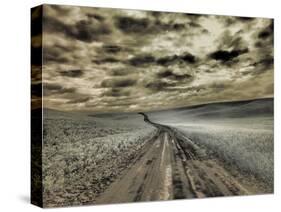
42, 109, 157, 207
173, 120, 273, 191
148, 98, 274, 192
41, 98, 274, 207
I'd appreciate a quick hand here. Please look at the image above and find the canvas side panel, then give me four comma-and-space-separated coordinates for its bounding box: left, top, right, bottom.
31, 5, 43, 208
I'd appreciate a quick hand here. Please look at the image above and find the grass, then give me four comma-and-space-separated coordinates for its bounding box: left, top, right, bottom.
42, 110, 156, 207
177, 118, 273, 190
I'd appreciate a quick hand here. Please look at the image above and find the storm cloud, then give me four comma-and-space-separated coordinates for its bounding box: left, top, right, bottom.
67, 97, 91, 104
114, 15, 187, 34
43, 83, 76, 96
157, 53, 196, 66
128, 54, 155, 67
157, 70, 192, 81
128, 52, 197, 67
145, 80, 176, 91
102, 88, 131, 97
209, 48, 248, 63
41, 5, 273, 112
60, 69, 84, 78
43, 10, 111, 43
100, 78, 137, 88
258, 21, 273, 39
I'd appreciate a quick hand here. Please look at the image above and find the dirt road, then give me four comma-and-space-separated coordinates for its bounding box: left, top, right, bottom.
96, 113, 250, 204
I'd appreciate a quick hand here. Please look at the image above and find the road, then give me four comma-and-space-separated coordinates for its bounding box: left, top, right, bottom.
95, 113, 250, 204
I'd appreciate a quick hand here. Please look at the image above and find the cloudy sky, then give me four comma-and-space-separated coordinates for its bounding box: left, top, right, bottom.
37, 4, 273, 112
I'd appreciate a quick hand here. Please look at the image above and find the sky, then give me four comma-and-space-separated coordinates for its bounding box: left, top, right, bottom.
32, 4, 273, 112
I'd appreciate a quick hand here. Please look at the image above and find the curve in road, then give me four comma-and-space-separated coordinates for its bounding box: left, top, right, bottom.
95, 113, 250, 204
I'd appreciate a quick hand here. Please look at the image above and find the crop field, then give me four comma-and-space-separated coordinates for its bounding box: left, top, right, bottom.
148, 99, 274, 193
40, 99, 274, 207
42, 109, 157, 207
176, 119, 273, 192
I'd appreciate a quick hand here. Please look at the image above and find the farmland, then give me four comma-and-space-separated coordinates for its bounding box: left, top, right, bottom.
42, 109, 157, 207
41, 98, 274, 207
148, 98, 274, 193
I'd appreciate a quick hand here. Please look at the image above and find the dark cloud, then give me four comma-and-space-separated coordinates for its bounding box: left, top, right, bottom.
157, 70, 192, 81
171, 22, 186, 30
188, 22, 202, 28
157, 70, 175, 78
67, 97, 91, 104
219, 16, 255, 26
43, 15, 72, 35
110, 68, 131, 76
157, 52, 196, 66
256, 57, 274, 67
149, 11, 161, 18
151, 11, 202, 23
127, 52, 197, 67
156, 55, 178, 66
93, 52, 197, 67
44, 83, 62, 91
209, 48, 248, 63
73, 19, 111, 42
41, 5, 273, 112
43, 46, 69, 64
100, 78, 137, 88
181, 53, 197, 63
251, 57, 274, 74
114, 15, 187, 35
102, 88, 131, 97
254, 41, 263, 48
253, 19, 273, 71
184, 13, 202, 20
129, 54, 155, 67
43, 15, 111, 43
60, 69, 83, 77
115, 16, 150, 33
43, 83, 76, 96
145, 80, 176, 91
258, 30, 271, 39
86, 13, 105, 22
102, 44, 122, 53
151, 12, 207, 31
201, 28, 209, 34
236, 16, 255, 22
258, 21, 273, 39
217, 17, 236, 26
92, 57, 121, 64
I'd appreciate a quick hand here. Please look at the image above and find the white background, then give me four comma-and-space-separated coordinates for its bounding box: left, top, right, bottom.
0, 0, 279, 211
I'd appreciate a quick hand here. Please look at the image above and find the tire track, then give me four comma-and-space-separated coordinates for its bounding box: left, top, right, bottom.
95, 113, 250, 204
